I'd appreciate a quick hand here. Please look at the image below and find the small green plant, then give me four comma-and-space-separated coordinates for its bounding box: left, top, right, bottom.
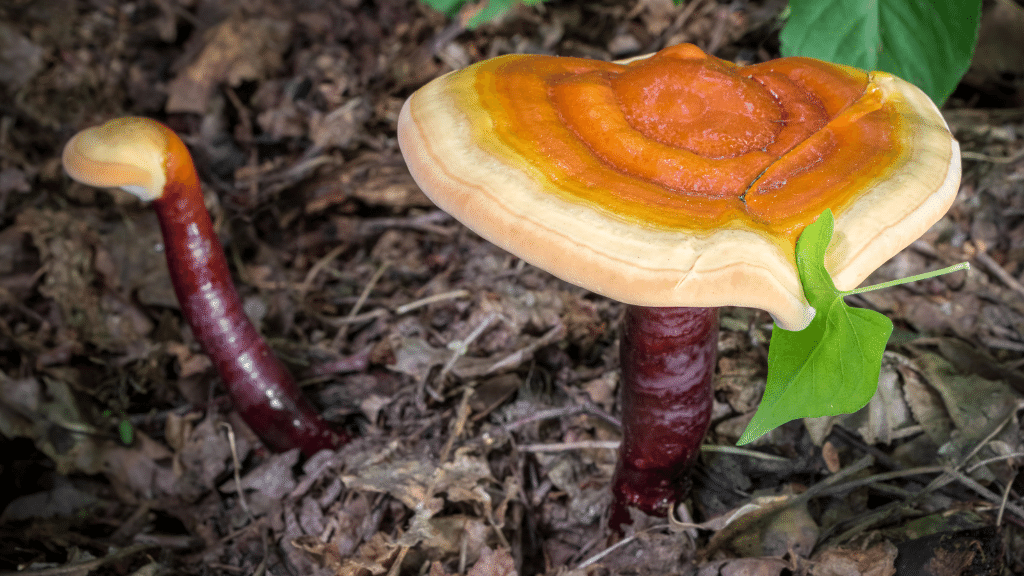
102, 409, 135, 445
118, 418, 134, 445
739, 210, 968, 444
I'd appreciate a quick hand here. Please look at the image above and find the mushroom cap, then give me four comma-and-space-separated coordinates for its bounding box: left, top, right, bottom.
397, 44, 960, 330
62, 117, 179, 201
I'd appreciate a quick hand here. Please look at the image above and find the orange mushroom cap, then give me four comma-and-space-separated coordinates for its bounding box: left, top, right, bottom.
397, 44, 960, 330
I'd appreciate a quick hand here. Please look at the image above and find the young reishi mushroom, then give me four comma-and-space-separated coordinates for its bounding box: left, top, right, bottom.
62, 117, 348, 456
397, 44, 960, 528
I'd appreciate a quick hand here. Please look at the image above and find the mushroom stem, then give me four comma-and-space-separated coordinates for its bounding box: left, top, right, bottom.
153, 147, 348, 455
610, 306, 718, 530
62, 118, 348, 456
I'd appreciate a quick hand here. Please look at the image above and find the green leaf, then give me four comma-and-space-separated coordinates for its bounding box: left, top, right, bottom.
466, 0, 518, 28
418, 0, 547, 28
779, 0, 981, 105
738, 210, 893, 445
419, 0, 466, 17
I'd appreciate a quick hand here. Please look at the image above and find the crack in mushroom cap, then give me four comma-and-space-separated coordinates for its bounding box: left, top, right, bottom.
398, 44, 960, 331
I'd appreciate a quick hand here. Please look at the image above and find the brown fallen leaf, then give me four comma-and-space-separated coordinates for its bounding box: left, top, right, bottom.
336, 532, 401, 576
900, 361, 955, 447
812, 542, 897, 576
166, 17, 292, 114
702, 490, 818, 559
915, 352, 1018, 443
19, 208, 152, 352
421, 515, 490, 563
467, 546, 517, 576
896, 527, 1005, 576
0, 373, 106, 475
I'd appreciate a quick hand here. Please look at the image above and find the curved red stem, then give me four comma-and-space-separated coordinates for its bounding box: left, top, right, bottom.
609, 306, 718, 530
156, 145, 348, 455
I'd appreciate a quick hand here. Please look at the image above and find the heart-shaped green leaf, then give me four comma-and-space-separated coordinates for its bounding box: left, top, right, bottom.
738, 210, 893, 445
780, 0, 981, 105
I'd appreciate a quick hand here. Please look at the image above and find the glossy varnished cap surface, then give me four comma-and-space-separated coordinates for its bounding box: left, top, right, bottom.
398, 44, 960, 330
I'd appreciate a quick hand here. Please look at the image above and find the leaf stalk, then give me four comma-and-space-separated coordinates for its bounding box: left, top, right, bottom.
840, 262, 969, 296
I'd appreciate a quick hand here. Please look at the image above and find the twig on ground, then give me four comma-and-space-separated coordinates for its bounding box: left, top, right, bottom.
324, 308, 389, 326
576, 524, 671, 570
518, 440, 621, 453
998, 470, 1017, 527
297, 244, 347, 301
331, 260, 389, 346
394, 289, 470, 315
980, 336, 1024, 353
966, 452, 1024, 474
305, 344, 373, 377
0, 544, 158, 576
353, 211, 456, 239
973, 249, 1024, 299
439, 386, 473, 463
220, 422, 253, 521
940, 467, 1024, 520
504, 403, 621, 432
485, 322, 565, 374
386, 545, 410, 576
807, 464, 946, 501
958, 412, 1014, 466
819, 411, 1024, 546
440, 312, 504, 381
960, 148, 1024, 164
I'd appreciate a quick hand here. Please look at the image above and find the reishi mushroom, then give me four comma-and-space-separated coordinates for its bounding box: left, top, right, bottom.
62, 117, 348, 456
397, 44, 960, 528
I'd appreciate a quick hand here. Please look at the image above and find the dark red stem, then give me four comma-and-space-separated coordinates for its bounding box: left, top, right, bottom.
155, 148, 348, 455
609, 306, 718, 530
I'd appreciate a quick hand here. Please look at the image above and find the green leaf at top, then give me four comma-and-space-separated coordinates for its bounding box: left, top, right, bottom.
466, 0, 518, 28
737, 210, 893, 445
779, 0, 981, 105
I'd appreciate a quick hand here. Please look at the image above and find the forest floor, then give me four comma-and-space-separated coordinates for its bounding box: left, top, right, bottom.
1, 0, 1023, 574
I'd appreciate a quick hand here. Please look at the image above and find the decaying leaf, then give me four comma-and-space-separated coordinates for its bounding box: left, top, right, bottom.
467, 546, 517, 576
900, 362, 955, 446
812, 542, 897, 576
420, 515, 490, 562
18, 209, 152, 352
166, 17, 292, 113
0, 373, 105, 474
341, 447, 496, 511
336, 532, 401, 576
341, 456, 442, 513
703, 491, 819, 559
915, 353, 1018, 440
221, 447, 300, 499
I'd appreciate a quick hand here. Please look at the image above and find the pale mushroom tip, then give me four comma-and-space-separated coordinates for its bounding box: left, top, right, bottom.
60, 116, 350, 456
62, 117, 172, 202
397, 44, 960, 330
